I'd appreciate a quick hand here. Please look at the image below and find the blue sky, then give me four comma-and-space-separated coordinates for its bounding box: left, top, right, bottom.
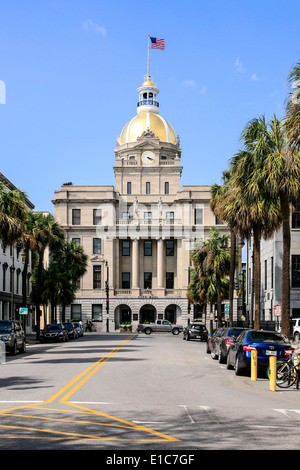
0, 0, 299, 213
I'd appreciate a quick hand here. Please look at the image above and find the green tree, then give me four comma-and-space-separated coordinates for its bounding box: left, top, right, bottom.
210, 170, 240, 327
0, 181, 27, 248
229, 116, 282, 329
50, 240, 88, 322
191, 227, 231, 327
32, 213, 65, 338
284, 61, 300, 151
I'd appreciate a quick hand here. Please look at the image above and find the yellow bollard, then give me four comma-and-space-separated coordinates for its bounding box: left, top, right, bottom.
269, 356, 277, 391
251, 349, 257, 381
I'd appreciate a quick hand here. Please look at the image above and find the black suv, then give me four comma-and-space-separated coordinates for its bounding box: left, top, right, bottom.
0, 320, 26, 355
40, 323, 68, 343
183, 323, 208, 341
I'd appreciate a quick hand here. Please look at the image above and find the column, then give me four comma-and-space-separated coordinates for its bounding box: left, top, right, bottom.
157, 238, 164, 288
132, 238, 139, 288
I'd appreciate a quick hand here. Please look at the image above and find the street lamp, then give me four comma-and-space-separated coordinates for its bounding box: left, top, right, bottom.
105, 261, 109, 333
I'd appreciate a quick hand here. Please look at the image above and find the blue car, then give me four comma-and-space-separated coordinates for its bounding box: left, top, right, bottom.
226, 329, 294, 376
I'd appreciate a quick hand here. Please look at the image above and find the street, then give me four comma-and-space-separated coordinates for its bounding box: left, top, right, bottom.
1, 331, 300, 453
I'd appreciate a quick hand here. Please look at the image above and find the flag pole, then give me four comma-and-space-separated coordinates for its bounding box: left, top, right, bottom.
147, 34, 150, 78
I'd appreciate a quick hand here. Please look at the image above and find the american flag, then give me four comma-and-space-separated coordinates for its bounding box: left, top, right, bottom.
150, 37, 165, 50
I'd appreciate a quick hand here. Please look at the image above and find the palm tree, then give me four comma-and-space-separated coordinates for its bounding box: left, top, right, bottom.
284, 61, 300, 151
50, 240, 88, 322
258, 117, 300, 337
20, 211, 44, 310
210, 170, 239, 327
0, 181, 27, 248
191, 227, 231, 327
33, 213, 65, 338
229, 117, 282, 329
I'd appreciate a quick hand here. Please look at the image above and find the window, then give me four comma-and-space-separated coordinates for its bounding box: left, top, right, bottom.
93, 265, 101, 289
292, 199, 300, 228
71, 304, 82, 321
166, 272, 174, 289
127, 182, 131, 194
194, 208, 203, 225
122, 272, 130, 289
122, 240, 130, 256
271, 256, 274, 289
144, 272, 152, 289
216, 216, 224, 225
292, 255, 300, 288
146, 182, 150, 194
166, 240, 174, 256
129, 156, 135, 161
72, 238, 80, 246
92, 304, 102, 322
144, 240, 152, 256
72, 209, 81, 225
122, 212, 130, 219
165, 182, 169, 194
265, 260, 267, 290
93, 208, 102, 225
93, 238, 101, 254
166, 212, 174, 224
144, 212, 152, 223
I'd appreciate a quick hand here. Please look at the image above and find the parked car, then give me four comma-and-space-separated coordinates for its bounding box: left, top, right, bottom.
40, 323, 68, 343
183, 323, 208, 341
0, 320, 26, 355
206, 327, 226, 354
226, 329, 294, 376
73, 321, 84, 337
211, 327, 247, 363
63, 322, 79, 340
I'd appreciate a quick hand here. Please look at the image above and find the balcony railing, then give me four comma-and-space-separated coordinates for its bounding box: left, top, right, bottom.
137, 100, 159, 108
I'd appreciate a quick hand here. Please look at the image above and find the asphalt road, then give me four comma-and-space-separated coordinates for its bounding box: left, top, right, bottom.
1, 331, 300, 456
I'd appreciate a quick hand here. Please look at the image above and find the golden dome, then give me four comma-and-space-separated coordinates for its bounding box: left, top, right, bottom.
142, 76, 155, 87
119, 112, 176, 145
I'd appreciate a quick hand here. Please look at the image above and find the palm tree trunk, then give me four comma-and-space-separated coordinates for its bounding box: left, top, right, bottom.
280, 192, 291, 338
35, 249, 44, 340
229, 231, 236, 327
253, 224, 261, 330
216, 276, 222, 327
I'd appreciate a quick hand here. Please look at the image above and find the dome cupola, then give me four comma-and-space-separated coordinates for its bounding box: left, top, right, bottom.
118, 76, 176, 145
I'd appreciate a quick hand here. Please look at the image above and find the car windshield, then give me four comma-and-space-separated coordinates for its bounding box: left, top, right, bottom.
0, 321, 13, 333
45, 324, 61, 331
63, 324, 72, 330
227, 329, 244, 337
192, 325, 205, 330
247, 331, 289, 344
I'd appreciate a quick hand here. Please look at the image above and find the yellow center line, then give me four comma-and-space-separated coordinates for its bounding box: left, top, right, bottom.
0, 334, 180, 442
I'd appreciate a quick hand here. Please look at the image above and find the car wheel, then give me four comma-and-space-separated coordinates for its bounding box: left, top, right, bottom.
144, 328, 152, 335
294, 332, 300, 341
11, 341, 18, 355
172, 328, 179, 335
218, 351, 225, 364
235, 356, 243, 376
20, 340, 26, 353
226, 354, 233, 369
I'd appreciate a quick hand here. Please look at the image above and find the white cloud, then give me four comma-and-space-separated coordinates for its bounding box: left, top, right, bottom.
235, 57, 245, 73
250, 73, 259, 81
200, 86, 206, 95
82, 19, 106, 35
182, 79, 196, 87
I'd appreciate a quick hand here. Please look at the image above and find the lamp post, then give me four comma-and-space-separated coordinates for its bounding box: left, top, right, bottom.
105, 261, 109, 333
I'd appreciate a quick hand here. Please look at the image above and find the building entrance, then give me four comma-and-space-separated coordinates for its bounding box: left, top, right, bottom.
140, 304, 156, 323
165, 304, 177, 324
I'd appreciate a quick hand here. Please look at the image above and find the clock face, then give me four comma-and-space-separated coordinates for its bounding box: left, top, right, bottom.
142, 151, 155, 165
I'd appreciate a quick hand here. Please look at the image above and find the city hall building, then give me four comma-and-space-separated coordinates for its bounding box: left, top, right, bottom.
53, 76, 235, 331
